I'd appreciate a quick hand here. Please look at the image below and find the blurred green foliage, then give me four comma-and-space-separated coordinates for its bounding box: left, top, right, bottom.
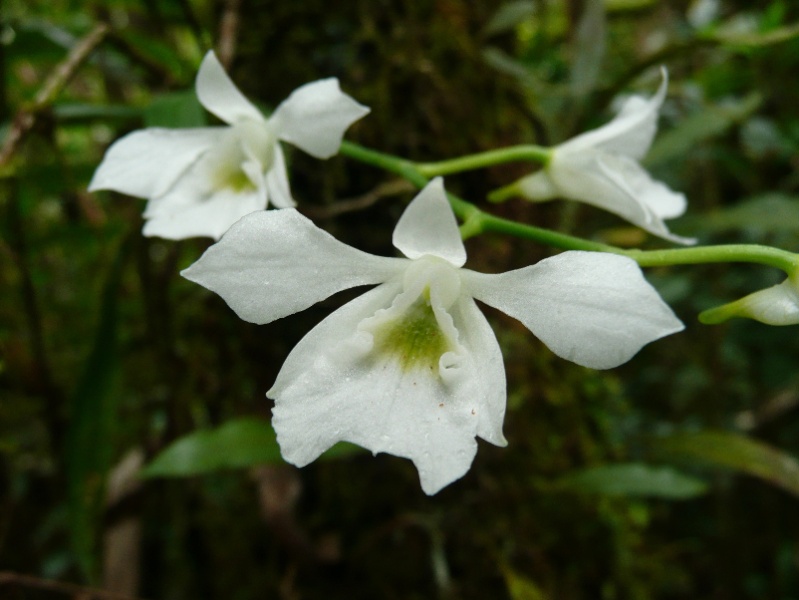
3, 0, 799, 598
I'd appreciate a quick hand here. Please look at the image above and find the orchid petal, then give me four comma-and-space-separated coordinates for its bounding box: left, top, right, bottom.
143, 186, 264, 241
195, 50, 264, 125
595, 155, 695, 244
264, 144, 295, 208
88, 128, 220, 198
465, 252, 684, 369
270, 281, 498, 495
271, 78, 370, 159
546, 153, 649, 222
562, 67, 667, 160
392, 178, 467, 267
181, 209, 405, 324
451, 295, 508, 446
138, 132, 267, 240
596, 154, 686, 219
141, 154, 266, 240
541, 152, 694, 245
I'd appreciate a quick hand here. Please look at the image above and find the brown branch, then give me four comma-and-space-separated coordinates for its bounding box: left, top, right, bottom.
0, 571, 149, 600
217, 0, 242, 70
301, 178, 415, 220
0, 22, 109, 169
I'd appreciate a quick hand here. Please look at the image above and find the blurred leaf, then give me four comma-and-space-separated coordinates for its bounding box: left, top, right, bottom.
142, 418, 282, 477
740, 116, 790, 158
651, 430, 799, 498
482, 47, 534, 82
556, 463, 708, 499
144, 90, 206, 128
707, 20, 799, 47
606, 0, 657, 10
142, 418, 361, 477
482, 47, 551, 99
484, 1, 536, 37
501, 564, 548, 600
570, 0, 606, 96
65, 239, 129, 582
52, 103, 142, 123
645, 93, 762, 166
7, 24, 70, 62
113, 29, 192, 82
701, 193, 799, 234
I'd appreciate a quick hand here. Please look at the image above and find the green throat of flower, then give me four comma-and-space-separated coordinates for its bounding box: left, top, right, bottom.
213, 167, 257, 193
371, 293, 454, 373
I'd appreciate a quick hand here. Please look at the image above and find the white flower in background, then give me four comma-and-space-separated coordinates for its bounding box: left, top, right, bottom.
700, 275, 799, 325
89, 50, 369, 240
182, 178, 683, 494
511, 69, 695, 245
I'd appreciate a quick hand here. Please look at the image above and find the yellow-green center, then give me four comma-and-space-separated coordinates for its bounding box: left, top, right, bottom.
371, 295, 453, 372
214, 167, 256, 193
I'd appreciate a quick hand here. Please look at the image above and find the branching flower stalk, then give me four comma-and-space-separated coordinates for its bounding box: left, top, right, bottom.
339, 141, 799, 277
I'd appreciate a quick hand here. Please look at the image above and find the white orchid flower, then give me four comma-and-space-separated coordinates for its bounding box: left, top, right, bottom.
182, 178, 683, 494
700, 275, 799, 325
512, 69, 695, 245
89, 50, 369, 240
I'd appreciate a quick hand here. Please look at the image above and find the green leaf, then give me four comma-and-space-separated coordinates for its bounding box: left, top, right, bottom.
484, 1, 536, 37
113, 29, 194, 82
52, 103, 142, 123
482, 47, 534, 82
66, 239, 129, 582
142, 418, 281, 477
700, 194, 799, 234
556, 463, 709, 500
570, 0, 606, 95
651, 430, 799, 498
501, 563, 548, 600
645, 93, 762, 166
605, 0, 657, 10
144, 91, 207, 129
142, 418, 361, 478
9, 22, 79, 62
706, 20, 799, 48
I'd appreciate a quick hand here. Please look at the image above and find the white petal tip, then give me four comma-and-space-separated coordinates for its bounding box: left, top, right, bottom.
271, 78, 371, 159
392, 178, 466, 266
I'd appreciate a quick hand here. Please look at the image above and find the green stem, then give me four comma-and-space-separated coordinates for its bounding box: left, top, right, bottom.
623, 246, 798, 273
469, 211, 619, 253
339, 141, 799, 274
415, 145, 551, 178
340, 140, 428, 187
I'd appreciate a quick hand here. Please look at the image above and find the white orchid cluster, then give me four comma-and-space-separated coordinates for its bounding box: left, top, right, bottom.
90, 51, 799, 494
